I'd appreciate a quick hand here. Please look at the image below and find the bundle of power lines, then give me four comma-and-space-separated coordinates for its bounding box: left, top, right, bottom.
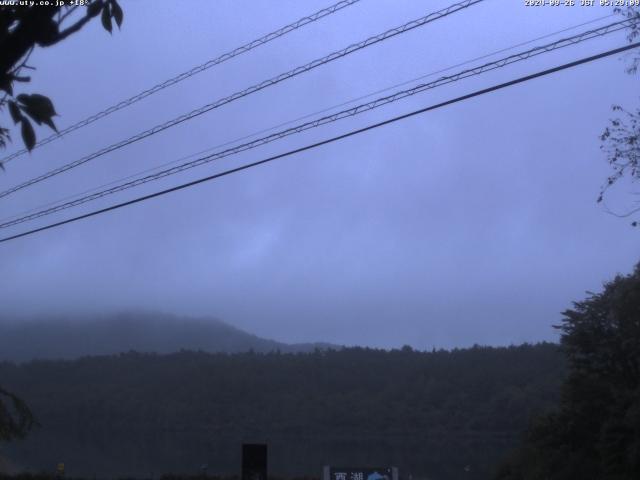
0, 0, 638, 243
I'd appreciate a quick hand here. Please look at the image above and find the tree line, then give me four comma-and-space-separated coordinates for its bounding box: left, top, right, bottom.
1, 343, 564, 480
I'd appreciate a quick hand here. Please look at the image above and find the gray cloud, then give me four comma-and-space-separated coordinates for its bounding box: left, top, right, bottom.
0, 0, 638, 349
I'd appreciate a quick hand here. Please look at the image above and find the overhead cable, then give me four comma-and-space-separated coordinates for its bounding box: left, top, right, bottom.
0, 18, 633, 229
0, 0, 485, 198
1, 40, 638, 244
0, 0, 363, 165
0, 13, 618, 226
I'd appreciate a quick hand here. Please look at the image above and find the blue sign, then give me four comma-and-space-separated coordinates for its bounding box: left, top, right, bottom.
329, 467, 394, 480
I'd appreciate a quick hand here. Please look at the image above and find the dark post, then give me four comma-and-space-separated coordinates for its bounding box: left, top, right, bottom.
55, 463, 65, 480
242, 443, 267, 480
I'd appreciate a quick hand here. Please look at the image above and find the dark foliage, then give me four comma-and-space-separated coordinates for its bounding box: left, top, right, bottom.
598, 7, 640, 224
0, 389, 37, 443
0, 474, 317, 480
0, 1, 123, 160
496, 264, 640, 480
0, 344, 564, 480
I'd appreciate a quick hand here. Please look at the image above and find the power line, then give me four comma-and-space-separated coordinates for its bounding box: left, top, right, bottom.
0, 18, 633, 229
0, 0, 363, 166
1, 41, 638, 244
0, 0, 485, 199
1, 18, 631, 227
0, 14, 616, 226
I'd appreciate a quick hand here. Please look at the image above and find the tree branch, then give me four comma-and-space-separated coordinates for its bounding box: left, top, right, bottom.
57, 5, 80, 26
52, 11, 94, 43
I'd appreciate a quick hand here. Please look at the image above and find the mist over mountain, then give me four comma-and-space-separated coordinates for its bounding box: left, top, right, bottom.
0, 312, 337, 362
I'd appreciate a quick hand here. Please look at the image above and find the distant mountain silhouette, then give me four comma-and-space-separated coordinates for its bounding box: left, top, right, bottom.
0, 311, 338, 362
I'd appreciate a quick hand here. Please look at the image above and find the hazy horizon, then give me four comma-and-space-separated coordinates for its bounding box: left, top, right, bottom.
0, 305, 607, 358
1, 0, 638, 350
0, 308, 566, 353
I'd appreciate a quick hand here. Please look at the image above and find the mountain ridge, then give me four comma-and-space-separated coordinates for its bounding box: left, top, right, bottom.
0, 311, 339, 362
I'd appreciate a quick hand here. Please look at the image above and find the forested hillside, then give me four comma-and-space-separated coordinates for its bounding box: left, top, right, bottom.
495, 264, 640, 480
0, 344, 564, 480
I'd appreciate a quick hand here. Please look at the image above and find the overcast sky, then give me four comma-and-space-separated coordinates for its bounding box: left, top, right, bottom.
0, 0, 638, 349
